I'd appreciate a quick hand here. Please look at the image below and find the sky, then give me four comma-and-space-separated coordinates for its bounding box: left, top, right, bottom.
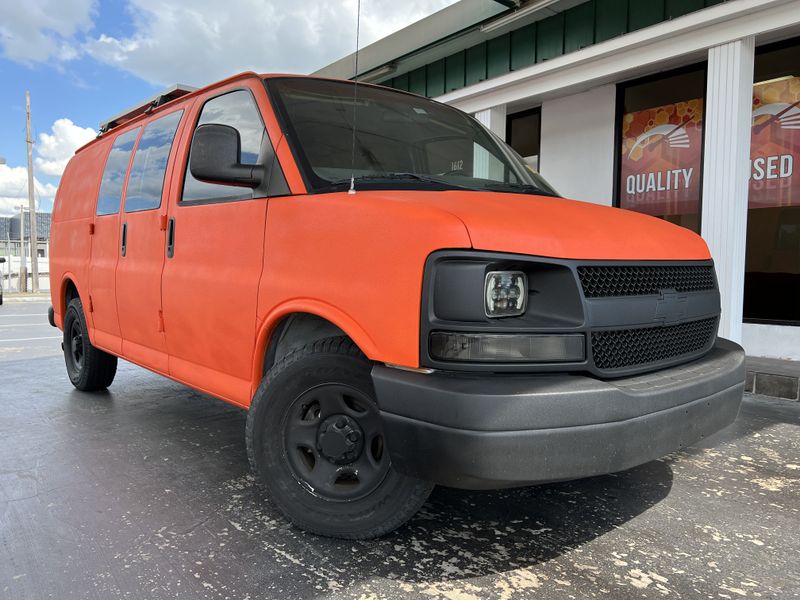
0, 0, 458, 217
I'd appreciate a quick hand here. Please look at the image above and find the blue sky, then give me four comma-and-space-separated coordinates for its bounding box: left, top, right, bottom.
0, 0, 456, 216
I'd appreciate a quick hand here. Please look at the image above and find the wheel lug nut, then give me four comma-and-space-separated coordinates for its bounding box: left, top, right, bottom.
336, 417, 346, 428
348, 433, 359, 442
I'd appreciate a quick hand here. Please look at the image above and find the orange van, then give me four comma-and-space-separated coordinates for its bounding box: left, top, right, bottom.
49, 73, 745, 539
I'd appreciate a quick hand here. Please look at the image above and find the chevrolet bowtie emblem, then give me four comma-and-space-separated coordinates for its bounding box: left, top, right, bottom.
654, 291, 688, 324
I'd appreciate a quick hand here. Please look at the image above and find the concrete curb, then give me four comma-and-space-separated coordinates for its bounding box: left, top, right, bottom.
746, 356, 800, 401
2, 294, 51, 303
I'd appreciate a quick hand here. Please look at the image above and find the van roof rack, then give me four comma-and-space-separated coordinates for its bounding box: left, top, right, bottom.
98, 84, 197, 134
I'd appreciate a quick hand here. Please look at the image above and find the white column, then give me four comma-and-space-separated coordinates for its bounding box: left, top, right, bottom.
473, 105, 507, 180
473, 105, 507, 138
701, 37, 755, 343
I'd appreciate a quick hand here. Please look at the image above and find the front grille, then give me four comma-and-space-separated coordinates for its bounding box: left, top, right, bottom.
592, 317, 718, 371
578, 265, 715, 298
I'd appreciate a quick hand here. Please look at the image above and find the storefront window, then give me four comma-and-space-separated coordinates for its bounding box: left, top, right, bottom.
507, 108, 541, 171
616, 68, 706, 232
744, 40, 800, 324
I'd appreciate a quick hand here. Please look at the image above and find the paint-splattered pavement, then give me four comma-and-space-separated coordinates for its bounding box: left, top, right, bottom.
1, 314, 798, 598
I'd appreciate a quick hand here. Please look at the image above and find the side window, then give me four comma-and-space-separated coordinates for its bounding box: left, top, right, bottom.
124, 110, 184, 212
182, 90, 266, 203
96, 128, 140, 216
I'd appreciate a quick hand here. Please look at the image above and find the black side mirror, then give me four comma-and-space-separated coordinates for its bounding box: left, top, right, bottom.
189, 124, 264, 188
0, 257, 5, 263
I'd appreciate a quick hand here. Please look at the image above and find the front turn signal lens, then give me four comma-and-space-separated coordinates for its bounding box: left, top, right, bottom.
430, 332, 585, 363
485, 271, 527, 317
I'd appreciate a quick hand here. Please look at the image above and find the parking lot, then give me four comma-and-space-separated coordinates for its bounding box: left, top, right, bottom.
1, 301, 799, 599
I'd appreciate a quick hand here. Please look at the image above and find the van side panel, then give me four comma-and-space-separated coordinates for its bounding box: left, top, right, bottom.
49, 142, 108, 330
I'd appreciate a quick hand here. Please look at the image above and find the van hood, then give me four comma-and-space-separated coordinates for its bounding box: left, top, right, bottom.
372, 190, 711, 261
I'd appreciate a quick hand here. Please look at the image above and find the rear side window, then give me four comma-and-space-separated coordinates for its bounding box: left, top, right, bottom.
124, 110, 184, 212
182, 90, 266, 203
96, 128, 140, 216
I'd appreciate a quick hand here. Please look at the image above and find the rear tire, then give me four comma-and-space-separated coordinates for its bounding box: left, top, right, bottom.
63, 298, 117, 391
246, 336, 433, 539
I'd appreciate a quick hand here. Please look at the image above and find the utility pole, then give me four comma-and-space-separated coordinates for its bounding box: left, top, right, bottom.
18, 205, 27, 292
25, 90, 39, 293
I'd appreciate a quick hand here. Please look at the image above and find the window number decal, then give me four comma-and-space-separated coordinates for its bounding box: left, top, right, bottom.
450, 159, 464, 172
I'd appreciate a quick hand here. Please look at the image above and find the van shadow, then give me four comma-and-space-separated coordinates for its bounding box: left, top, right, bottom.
224, 450, 674, 590
60, 371, 673, 592
306, 461, 671, 588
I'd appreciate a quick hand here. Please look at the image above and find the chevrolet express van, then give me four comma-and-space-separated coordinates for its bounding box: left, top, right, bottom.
49, 73, 745, 539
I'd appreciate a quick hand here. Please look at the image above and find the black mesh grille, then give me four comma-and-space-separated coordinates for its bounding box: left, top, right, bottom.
578, 265, 715, 298
592, 317, 718, 371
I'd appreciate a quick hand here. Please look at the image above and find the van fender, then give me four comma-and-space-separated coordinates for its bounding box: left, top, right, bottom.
250, 299, 380, 398
57, 272, 92, 332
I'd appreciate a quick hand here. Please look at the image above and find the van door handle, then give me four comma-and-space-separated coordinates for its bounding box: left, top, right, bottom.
121, 222, 128, 257
166, 218, 175, 258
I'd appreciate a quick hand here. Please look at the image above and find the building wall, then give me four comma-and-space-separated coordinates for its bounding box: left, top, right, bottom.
539, 84, 616, 205
382, 0, 726, 98
9, 212, 51, 241
743, 323, 800, 362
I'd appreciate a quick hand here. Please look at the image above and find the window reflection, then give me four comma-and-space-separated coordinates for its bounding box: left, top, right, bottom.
125, 110, 183, 212
97, 128, 140, 216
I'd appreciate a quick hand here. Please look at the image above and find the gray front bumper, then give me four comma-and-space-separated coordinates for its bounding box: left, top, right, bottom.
372, 339, 745, 489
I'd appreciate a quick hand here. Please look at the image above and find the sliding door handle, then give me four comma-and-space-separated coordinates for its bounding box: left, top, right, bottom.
166, 217, 175, 258
121, 222, 128, 257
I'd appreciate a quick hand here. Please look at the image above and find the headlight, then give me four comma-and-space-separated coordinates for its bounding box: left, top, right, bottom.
485, 271, 527, 317
430, 332, 585, 363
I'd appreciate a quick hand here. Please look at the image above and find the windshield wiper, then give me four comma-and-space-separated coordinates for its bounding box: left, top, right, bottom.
321, 172, 479, 192
483, 182, 555, 196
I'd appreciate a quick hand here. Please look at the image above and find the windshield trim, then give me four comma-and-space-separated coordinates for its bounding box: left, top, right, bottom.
263, 76, 554, 197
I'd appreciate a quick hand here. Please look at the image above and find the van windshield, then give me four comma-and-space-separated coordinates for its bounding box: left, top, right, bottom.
265, 77, 557, 196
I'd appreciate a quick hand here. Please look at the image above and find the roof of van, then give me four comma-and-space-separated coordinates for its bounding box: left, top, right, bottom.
98, 84, 197, 133
75, 72, 408, 156
77, 71, 264, 154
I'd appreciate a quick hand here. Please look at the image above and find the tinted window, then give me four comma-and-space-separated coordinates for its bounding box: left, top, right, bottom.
183, 90, 265, 202
507, 108, 541, 171
125, 110, 183, 212
744, 40, 800, 324
616, 68, 706, 233
97, 128, 140, 216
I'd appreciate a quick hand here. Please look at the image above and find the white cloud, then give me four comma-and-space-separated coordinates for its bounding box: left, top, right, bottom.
84, 0, 458, 87
0, 165, 57, 218
35, 118, 97, 177
0, 0, 456, 85
0, 0, 95, 63
0, 116, 94, 217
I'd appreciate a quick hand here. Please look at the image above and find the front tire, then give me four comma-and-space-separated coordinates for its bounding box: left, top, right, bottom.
63, 298, 117, 391
246, 337, 433, 539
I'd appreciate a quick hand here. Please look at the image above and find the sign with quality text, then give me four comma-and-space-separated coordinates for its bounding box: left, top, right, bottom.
619, 98, 703, 218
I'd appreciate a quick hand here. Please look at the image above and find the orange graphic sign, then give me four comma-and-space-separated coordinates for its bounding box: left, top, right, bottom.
750, 76, 800, 209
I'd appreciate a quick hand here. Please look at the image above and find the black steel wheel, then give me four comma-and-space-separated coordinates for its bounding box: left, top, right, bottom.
62, 298, 118, 391
68, 318, 85, 373
283, 383, 390, 502
246, 337, 433, 539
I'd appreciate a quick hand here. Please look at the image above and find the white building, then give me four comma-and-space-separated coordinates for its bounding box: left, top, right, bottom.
316, 0, 800, 360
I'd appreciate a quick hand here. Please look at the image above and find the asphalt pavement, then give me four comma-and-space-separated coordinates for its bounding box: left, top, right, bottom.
0, 298, 62, 361
1, 301, 799, 599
